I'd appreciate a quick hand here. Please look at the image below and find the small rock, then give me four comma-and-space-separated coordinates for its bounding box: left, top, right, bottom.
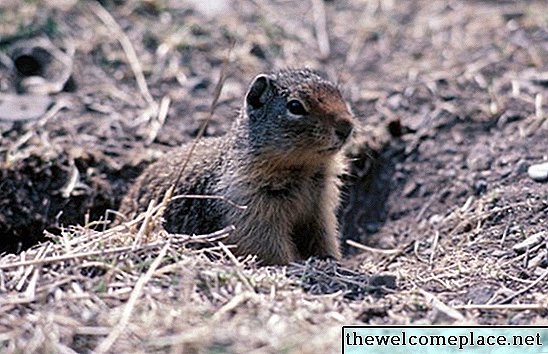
464, 284, 496, 304
528, 162, 548, 182
514, 159, 529, 174
474, 179, 488, 195
466, 146, 493, 171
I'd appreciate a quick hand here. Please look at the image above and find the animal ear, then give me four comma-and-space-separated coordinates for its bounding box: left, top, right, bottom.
246, 74, 272, 109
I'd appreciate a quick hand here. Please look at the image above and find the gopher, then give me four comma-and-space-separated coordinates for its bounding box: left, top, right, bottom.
119, 68, 354, 265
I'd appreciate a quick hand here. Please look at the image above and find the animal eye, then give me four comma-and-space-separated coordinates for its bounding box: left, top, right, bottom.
286, 100, 308, 115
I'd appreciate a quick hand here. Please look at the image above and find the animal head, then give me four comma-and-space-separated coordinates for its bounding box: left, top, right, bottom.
243, 68, 354, 167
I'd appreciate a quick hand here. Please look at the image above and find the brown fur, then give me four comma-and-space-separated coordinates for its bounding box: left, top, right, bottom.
118, 68, 354, 265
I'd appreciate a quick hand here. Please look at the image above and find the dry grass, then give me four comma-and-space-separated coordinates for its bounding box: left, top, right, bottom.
1, 190, 546, 352
0, 204, 386, 353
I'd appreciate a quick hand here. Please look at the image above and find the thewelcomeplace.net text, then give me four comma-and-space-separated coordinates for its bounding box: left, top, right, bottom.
345, 330, 543, 350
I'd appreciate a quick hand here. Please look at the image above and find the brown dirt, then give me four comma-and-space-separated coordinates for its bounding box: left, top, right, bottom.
0, 0, 547, 352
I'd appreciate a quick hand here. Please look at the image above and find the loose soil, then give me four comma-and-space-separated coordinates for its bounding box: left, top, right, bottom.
0, 0, 547, 352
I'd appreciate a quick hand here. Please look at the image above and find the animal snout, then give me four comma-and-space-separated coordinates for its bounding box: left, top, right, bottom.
334, 119, 353, 142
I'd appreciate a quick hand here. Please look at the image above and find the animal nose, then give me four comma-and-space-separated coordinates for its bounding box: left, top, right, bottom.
334, 119, 353, 142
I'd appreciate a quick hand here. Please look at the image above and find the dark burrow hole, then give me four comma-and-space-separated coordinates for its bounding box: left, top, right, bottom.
0, 154, 146, 254
14, 54, 43, 76
13, 46, 54, 78
339, 142, 404, 256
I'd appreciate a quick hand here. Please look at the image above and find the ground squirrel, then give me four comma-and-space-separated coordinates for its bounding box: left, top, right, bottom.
118, 68, 354, 265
